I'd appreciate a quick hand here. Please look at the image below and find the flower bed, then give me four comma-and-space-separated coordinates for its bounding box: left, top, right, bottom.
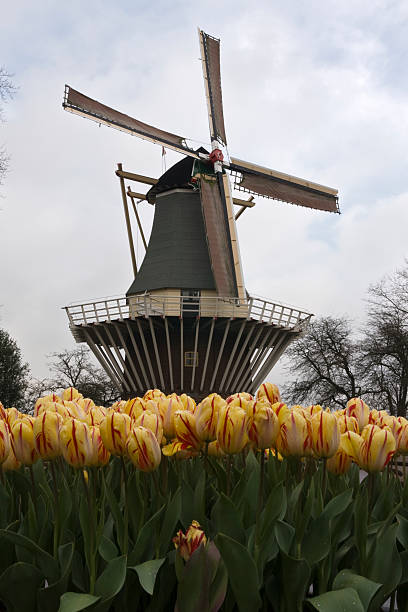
0, 384, 407, 611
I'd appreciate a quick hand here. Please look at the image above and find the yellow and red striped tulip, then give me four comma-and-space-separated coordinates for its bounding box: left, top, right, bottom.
100, 412, 131, 455
271, 402, 290, 425
341, 425, 396, 472
62, 387, 83, 402
86, 406, 107, 427
180, 393, 196, 412
34, 394, 60, 416
277, 410, 311, 457
126, 426, 161, 472
173, 520, 207, 561
248, 401, 279, 449
216, 405, 249, 454
5, 407, 20, 429
144, 389, 166, 402
1, 444, 20, 472
207, 439, 225, 457
159, 395, 184, 439
396, 423, 408, 454
310, 411, 340, 458
226, 392, 254, 405
60, 419, 94, 468
11, 418, 38, 466
134, 411, 163, 444
174, 410, 202, 450
303, 404, 323, 418
256, 382, 281, 405
327, 448, 352, 474
336, 413, 359, 434
33, 411, 62, 460
0, 402, 6, 421
345, 398, 369, 432
0, 420, 10, 465
195, 394, 225, 442
123, 397, 146, 420
86, 426, 110, 467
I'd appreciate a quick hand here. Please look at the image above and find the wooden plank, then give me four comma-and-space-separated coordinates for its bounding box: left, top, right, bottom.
230, 156, 338, 196
117, 163, 137, 277
115, 169, 158, 185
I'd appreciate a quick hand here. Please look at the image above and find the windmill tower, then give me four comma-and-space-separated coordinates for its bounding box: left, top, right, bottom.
63, 30, 339, 400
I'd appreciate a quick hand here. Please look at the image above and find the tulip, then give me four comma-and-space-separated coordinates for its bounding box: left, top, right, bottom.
34, 394, 60, 416
256, 382, 281, 404
1, 444, 21, 472
123, 397, 146, 420
62, 387, 83, 402
277, 410, 311, 457
159, 395, 184, 439
216, 404, 249, 454
336, 413, 359, 434
0, 402, 6, 421
144, 389, 166, 402
162, 439, 197, 458
33, 411, 62, 460
173, 520, 207, 561
248, 401, 279, 449
180, 393, 196, 412
303, 404, 323, 418
126, 426, 161, 472
86, 406, 107, 427
11, 418, 38, 465
327, 448, 352, 475
0, 420, 10, 465
100, 412, 131, 455
226, 392, 253, 405
345, 398, 369, 432
60, 419, 94, 468
396, 423, 408, 455
341, 425, 396, 472
310, 411, 340, 458
5, 407, 20, 429
195, 394, 225, 442
207, 440, 225, 457
134, 411, 163, 444
87, 426, 110, 467
174, 410, 202, 450
271, 402, 290, 425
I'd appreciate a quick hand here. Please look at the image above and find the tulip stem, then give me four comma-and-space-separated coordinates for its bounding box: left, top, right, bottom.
226, 456, 233, 496
321, 458, 328, 500
403, 455, 406, 481
49, 461, 60, 558
81, 469, 96, 595
120, 456, 129, 555
28, 466, 38, 525
256, 451, 265, 544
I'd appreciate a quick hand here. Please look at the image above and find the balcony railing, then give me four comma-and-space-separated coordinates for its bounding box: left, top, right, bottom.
64, 293, 312, 330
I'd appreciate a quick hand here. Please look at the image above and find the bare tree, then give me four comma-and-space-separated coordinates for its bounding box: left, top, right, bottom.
362, 265, 408, 416
283, 316, 364, 409
0, 67, 16, 185
47, 346, 120, 406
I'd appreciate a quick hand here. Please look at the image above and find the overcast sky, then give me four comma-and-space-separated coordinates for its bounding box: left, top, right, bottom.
1, 0, 408, 388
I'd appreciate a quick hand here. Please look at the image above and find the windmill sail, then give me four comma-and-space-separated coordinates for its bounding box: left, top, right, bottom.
198, 31, 228, 145
229, 157, 339, 213
63, 86, 200, 159
199, 176, 237, 297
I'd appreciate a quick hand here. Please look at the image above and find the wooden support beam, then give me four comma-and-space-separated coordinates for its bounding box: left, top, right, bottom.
232, 196, 255, 208
127, 190, 147, 201
127, 188, 148, 251
117, 163, 137, 277
115, 169, 158, 185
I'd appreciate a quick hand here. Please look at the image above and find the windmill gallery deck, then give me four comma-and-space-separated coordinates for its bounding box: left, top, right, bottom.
62, 29, 339, 400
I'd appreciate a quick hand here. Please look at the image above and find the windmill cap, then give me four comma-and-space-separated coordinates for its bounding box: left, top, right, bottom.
147, 147, 209, 203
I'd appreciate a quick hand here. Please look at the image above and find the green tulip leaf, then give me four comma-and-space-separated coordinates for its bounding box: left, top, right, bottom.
38, 543, 75, 612
58, 592, 101, 612
0, 562, 44, 612
215, 533, 261, 612
128, 505, 165, 565
98, 535, 119, 562
333, 570, 382, 610
274, 520, 295, 555
159, 487, 182, 556
94, 554, 127, 600
366, 523, 402, 608
306, 587, 364, 612
302, 514, 331, 566
130, 558, 165, 595
175, 545, 211, 612
280, 551, 311, 612
321, 488, 353, 521
211, 493, 246, 545
397, 514, 408, 549
260, 482, 287, 539
0, 528, 59, 582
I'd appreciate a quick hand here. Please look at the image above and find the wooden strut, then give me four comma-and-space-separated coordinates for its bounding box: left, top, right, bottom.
127, 187, 148, 251
235, 196, 255, 220
117, 163, 137, 277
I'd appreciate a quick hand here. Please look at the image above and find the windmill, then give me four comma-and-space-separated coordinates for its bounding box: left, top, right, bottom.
63, 29, 339, 400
